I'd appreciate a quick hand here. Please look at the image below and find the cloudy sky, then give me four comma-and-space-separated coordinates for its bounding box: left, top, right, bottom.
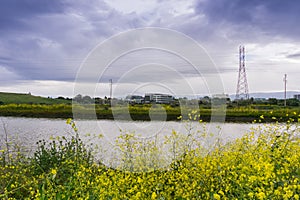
1, 0, 300, 98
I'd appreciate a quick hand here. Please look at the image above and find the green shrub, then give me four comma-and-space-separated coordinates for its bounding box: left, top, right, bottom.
31, 119, 93, 184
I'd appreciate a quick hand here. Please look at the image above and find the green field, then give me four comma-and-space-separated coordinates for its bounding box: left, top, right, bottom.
0, 92, 71, 105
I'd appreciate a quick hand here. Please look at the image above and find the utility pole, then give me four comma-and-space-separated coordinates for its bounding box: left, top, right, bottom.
235, 45, 249, 100
109, 79, 113, 100
284, 74, 287, 107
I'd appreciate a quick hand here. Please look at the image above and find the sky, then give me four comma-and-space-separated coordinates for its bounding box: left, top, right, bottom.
0, 0, 300, 98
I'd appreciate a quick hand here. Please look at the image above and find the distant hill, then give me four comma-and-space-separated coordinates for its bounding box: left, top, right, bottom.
229, 91, 300, 100
0, 92, 71, 104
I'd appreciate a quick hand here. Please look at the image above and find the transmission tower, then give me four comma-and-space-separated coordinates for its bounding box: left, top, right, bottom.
235, 45, 249, 100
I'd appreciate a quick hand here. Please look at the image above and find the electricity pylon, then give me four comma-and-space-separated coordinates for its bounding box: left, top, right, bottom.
235, 45, 249, 100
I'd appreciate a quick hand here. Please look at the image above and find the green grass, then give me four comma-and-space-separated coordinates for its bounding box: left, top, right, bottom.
0, 92, 70, 105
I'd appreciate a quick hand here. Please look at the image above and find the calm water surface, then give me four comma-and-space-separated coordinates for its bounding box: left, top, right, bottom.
0, 116, 258, 168
0, 116, 255, 147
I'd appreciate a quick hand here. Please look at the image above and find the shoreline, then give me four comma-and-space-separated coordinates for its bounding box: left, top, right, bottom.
0, 112, 297, 123
0, 103, 299, 123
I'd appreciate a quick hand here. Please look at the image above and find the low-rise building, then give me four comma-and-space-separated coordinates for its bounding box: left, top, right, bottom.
294, 94, 300, 100
125, 95, 144, 104
144, 93, 174, 104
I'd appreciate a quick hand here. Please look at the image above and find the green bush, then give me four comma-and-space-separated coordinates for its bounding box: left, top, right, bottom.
31, 119, 93, 180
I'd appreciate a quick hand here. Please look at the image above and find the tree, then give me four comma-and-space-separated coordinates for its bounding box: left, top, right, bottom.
82, 95, 93, 104
73, 94, 83, 103
268, 98, 278, 105
286, 98, 300, 106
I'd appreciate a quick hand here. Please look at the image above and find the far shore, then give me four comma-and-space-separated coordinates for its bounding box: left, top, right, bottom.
0, 103, 299, 123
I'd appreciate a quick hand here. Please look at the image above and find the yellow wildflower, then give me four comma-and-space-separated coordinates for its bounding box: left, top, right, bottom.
51, 168, 57, 175
256, 192, 266, 200
151, 192, 157, 199
213, 193, 221, 200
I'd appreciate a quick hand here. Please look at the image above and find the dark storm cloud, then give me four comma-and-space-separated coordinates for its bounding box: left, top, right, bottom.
0, 0, 72, 81
195, 0, 300, 40
0, 0, 145, 82
0, 0, 66, 30
1, 0, 300, 89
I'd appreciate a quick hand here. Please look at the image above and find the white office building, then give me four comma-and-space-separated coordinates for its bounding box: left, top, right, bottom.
144, 93, 174, 104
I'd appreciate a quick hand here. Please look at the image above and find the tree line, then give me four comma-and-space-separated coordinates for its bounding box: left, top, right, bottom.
70, 94, 300, 107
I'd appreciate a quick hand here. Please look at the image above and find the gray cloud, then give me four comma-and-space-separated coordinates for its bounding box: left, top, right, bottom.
195, 0, 300, 41
0, 0, 147, 82
286, 53, 300, 59
0, 0, 66, 30
0, 0, 300, 96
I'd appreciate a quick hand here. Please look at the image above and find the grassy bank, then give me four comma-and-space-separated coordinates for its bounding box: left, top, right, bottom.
0, 92, 71, 105
0, 117, 299, 199
0, 103, 299, 122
